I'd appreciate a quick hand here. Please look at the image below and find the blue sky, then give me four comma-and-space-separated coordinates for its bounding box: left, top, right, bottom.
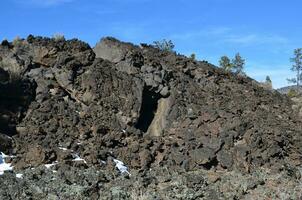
1, 0, 302, 88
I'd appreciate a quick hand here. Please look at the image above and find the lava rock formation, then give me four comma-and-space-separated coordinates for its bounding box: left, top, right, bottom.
0, 36, 300, 199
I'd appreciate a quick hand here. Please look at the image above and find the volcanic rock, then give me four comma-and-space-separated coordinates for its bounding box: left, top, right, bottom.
0, 35, 300, 199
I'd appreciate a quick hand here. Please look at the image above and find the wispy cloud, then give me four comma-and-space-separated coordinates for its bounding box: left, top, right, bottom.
170, 27, 231, 40
170, 27, 289, 47
224, 34, 289, 45
15, 0, 76, 7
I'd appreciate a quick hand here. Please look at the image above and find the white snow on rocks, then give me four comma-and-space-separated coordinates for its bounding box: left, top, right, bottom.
45, 161, 58, 169
0, 152, 14, 175
113, 159, 131, 176
72, 154, 87, 164
58, 147, 68, 151
16, 173, 23, 179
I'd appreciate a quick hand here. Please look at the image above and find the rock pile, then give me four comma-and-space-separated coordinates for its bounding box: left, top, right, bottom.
0, 36, 300, 199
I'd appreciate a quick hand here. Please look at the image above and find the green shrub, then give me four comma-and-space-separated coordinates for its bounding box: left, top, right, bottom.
153, 39, 175, 52
190, 53, 196, 60
287, 88, 298, 98
12, 36, 22, 46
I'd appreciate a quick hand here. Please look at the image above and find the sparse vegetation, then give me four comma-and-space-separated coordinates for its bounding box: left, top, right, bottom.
0, 35, 301, 200
52, 33, 65, 41
12, 36, 22, 46
287, 88, 299, 98
1, 39, 10, 46
153, 39, 175, 52
232, 53, 245, 74
219, 55, 232, 71
190, 53, 196, 60
219, 53, 245, 74
287, 48, 302, 90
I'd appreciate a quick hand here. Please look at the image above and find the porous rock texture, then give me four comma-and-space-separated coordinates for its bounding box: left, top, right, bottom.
0, 36, 301, 199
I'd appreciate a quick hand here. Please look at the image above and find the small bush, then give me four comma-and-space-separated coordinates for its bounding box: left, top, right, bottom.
53, 33, 65, 42
287, 88, 298, 98
190, 53, 196, 60
153, 39, 175, 52
12, 36, 22, 46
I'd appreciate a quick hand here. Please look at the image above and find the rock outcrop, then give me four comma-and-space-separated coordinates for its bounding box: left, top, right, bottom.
0, 36, 301, 199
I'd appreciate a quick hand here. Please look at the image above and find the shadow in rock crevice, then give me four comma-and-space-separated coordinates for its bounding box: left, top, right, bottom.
135, 86, 162, 133
0, 72, 36, 137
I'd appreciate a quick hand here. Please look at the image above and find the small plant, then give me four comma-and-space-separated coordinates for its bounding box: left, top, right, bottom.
287, 88, 298, 98
12, 36, 22, 46
53, 33, 65, 42
153, 39, 175, 52
190, 53, 196, 60
1, 39, 10, 46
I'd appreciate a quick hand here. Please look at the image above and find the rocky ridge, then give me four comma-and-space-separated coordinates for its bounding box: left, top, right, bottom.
0, 36, 300, 199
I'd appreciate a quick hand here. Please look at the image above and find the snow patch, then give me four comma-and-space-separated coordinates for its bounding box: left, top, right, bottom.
16, 173, 23, 179
72, 154, 87, 164
58, 147, 68, 151
0, 152, 14, 175
45, 161, 58, 169
113, 159, 131, 176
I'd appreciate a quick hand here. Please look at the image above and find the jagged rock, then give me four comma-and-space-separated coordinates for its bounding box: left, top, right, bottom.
0, 133, 12, 153
0, 68, 9, 84
0, 36, 301, 199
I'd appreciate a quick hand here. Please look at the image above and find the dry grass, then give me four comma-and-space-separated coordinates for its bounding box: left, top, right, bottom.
53, 33, 65, 41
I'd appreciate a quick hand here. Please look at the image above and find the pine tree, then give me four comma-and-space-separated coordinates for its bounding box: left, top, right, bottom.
287, 48, 302, 90
219, 56, 232, 71
190, 53, 196, 60
232, 53, 245, 74
265, 75, 272, 84
264, 75, 272, 89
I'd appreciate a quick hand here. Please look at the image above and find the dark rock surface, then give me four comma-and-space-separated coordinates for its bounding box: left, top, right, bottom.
0, 36, 301, 199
